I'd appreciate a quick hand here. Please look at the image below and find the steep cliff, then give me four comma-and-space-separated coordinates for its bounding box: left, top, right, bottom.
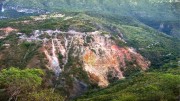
18, 29, 150, 87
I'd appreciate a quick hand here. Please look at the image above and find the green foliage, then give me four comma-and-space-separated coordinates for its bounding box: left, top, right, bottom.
0, 67, 44, 84
20, 28, 33, 35
0, 3, 179, 100
86, 36, 94, 43
118, 25, 180, 67
2, 0, 180, 38
21, 41, 36, 48
0, 67, 44, 101
0, 12, 178, 69
62, 53, 89, 88
0, 37, 40, 69
19, 89, 64, 101
77, 69, 180, 101
70, 67, 89, 83
5, 0, 179, 21
0, 67, 65, 101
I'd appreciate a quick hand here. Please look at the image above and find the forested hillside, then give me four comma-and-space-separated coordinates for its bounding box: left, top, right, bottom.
3, 0, 180, 37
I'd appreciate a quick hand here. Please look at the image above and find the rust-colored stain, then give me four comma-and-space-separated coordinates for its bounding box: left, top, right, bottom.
83, 50, 96, 65
0, 27, 18, 34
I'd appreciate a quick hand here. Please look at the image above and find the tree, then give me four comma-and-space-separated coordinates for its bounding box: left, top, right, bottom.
20, 89, 64, 101
0, 67, 44, 101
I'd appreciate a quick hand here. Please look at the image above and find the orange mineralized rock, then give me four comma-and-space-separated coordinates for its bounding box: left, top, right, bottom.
83, 48, 96, 65
83, 43, 149, 87
31, 30, 150, 87
0, 27, 18, 34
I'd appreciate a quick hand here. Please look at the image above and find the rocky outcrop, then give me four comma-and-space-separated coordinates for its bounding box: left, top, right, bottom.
19, 29, 150, 87
0, 27, 18, 34
81, 32, 150, 87
0, 27, 18, 39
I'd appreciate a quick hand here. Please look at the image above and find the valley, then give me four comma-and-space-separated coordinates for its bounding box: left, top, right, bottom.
0, 0, 179, 101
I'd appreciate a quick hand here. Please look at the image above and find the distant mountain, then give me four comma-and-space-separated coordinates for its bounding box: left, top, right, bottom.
3, 0, 179, 20
3, 0, 180, 37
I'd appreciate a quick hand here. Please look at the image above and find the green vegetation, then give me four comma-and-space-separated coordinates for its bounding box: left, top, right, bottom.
0, 67, 64, 101
0, 67, 43, 101
0, 9, 38, 19
75, 13, 180, 68
3, 0, 179, 38
0, 11, 179, 68
4, 0, 179, 21
0, 34, 40, 68
0, 3, 179, 100
19, 89, 64, 101
118, 25, 180, 67
77, 67, 180, 101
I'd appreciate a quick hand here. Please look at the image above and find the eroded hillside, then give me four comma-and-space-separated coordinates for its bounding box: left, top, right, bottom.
0, 13, 179, 98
